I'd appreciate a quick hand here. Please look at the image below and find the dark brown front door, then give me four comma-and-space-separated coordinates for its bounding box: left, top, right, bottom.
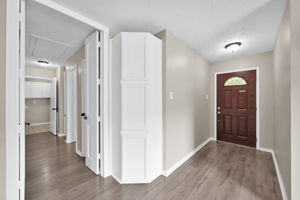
217, 70, 256, 147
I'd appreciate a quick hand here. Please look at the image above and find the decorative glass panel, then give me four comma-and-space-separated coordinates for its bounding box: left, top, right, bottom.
224, 77, 247, 86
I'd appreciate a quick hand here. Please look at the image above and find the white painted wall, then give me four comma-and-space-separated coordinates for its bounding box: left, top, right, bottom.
111, 34, 122, 180
290, 0, 300, 199
0, 0, 7, 199
65, 46, 85, 151
210, 52, 275, 149
273, 2, 291, 198
156, 30, 211, 171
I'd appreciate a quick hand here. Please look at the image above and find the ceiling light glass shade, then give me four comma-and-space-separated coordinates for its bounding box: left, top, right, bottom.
225, 42, 242, 52
37, 60, 49, 67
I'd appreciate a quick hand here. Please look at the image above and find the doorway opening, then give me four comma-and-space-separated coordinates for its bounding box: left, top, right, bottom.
215, 69, 258, 148
24, 1, 106, 198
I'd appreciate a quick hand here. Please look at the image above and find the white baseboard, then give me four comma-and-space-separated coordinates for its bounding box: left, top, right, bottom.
162, 137, 213, 177
111, 172, 161, 184
103, 170, 111, 178
111, 173, 123, 184
65, 139, 75, 144
57, 133, 66, 137
76, 149, 84, 157
29, 122, 50, 126
258, 147, 273, 153
258, 148, 288, 200
148, 173, 163, 183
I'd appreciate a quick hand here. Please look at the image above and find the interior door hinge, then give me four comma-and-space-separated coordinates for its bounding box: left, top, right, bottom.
97, 42, 101, 48
97, 153, 101, 160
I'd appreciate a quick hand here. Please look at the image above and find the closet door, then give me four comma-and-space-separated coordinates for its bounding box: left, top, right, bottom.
84, 31, 101, 174
122, 34, 148, 182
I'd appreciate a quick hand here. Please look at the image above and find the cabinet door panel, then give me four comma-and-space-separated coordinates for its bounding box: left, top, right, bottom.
123, 35, 146, 80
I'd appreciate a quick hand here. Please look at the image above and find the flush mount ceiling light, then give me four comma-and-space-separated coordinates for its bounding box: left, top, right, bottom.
225, 42, 242, 52
37, 60, 49, 67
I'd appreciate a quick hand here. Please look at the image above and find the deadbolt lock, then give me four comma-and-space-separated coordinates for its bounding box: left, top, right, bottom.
217, 106, 221, 110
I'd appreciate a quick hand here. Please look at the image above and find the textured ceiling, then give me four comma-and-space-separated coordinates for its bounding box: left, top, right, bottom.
26, 0, 94, 68
48, 0, 287, 62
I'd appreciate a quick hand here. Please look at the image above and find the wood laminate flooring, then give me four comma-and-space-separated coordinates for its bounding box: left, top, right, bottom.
25, 124, 50, 135
26, 132, 282, 200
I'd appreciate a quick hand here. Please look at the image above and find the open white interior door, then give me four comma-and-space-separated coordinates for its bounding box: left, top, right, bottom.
81, 60, 87, 157
84, 31, 101, 174
50, 78, 57, 135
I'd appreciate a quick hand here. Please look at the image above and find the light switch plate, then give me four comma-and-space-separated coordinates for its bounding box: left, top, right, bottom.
169, 92, 174, 100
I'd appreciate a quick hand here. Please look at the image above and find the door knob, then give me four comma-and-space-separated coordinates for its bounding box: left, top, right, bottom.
217, 107, 221, 110
81, 113, 86, 117
83, 116, 87, 120
217, 111, 221, 115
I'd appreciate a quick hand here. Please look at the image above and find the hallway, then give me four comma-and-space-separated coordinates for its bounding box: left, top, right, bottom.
25, 133, 282, 200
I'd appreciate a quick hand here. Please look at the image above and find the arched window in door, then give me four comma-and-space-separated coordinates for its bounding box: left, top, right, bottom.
224, 77, 247, 86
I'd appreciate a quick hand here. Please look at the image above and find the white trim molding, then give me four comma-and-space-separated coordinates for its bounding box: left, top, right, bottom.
163, 137, 214, 177
33, 0, 108, 32
258, 148, 288, 200
57, 133, 66, 137
29, 122, 50, 126
76, 149, 85, 158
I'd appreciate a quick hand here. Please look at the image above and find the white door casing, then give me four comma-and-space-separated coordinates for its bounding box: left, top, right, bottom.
49, 78, 57, 135
85, 31, 101, 174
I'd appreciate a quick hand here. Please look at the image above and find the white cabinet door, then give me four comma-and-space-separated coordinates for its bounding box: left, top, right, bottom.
25, 81, 52, 98
84, 31, 101, 174
36, 82, 43, 97
43, 82, 51, 97
111, 33, 162, 183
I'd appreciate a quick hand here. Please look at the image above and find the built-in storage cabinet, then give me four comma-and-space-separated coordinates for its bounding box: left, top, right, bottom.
25, 76, 54, 98
111, 32, 162, 183
25, 81, 51, 98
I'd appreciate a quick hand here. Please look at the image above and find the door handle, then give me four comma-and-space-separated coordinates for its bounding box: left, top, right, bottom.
217, 111, 221, 115
81, 113, 86, 117
83, 116, 87, 120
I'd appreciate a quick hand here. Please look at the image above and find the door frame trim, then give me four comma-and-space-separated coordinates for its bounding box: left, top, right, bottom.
213, 67, 260, 148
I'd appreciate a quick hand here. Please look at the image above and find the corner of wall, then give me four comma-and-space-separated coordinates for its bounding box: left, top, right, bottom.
272, 1, 291, 198
0, 0, 6, 198
156, 29, 211, 171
